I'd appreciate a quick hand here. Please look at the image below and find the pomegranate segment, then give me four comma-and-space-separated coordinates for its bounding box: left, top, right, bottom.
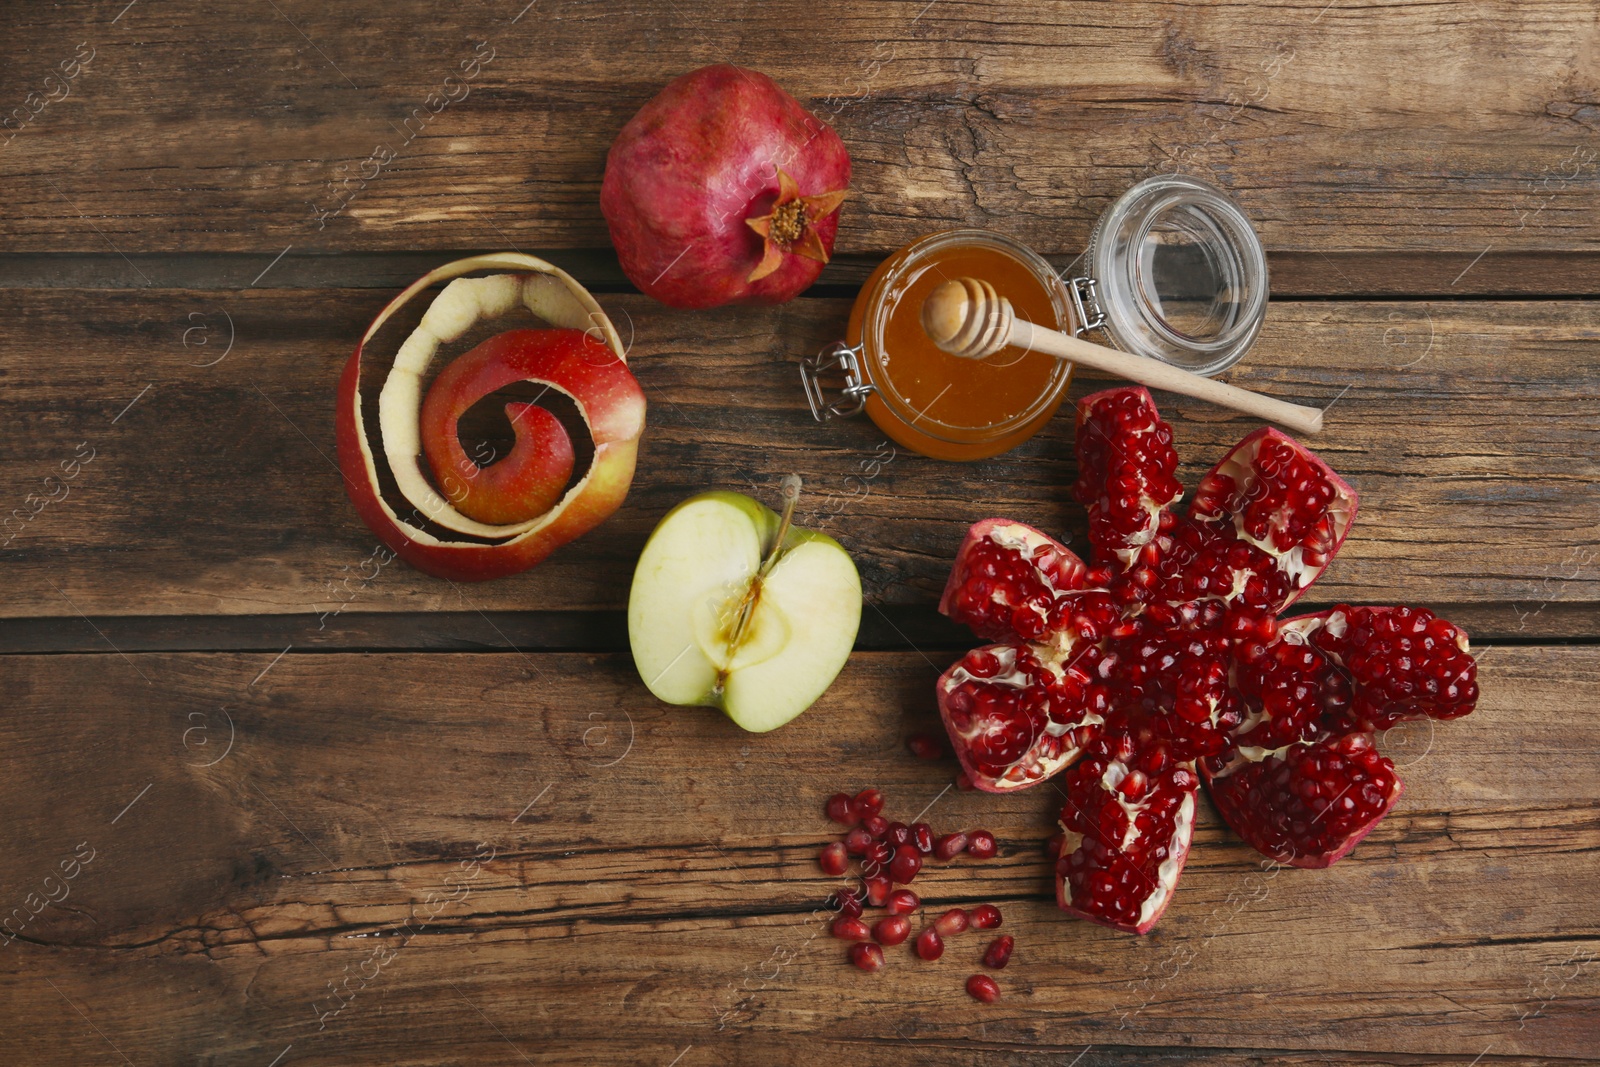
1183, 428, 1358, 613
938, 519, 1087, 642
936, 643, 1102, 793
1055, 723, 1198, 935
1073, 387, 1183, 571
1203, 731, 1402, 868
1311, 605, 1478, 730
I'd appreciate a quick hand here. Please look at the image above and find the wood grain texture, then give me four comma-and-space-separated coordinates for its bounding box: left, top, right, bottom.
0, 288, 1593, 636
0, 1, 1597, 293
0, 647, 1593, 1064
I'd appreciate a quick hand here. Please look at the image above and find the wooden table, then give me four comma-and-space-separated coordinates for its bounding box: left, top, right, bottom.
2, 2, 1596, 1063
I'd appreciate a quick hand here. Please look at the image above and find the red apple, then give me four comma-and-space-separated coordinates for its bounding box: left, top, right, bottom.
335, 254, 646, 582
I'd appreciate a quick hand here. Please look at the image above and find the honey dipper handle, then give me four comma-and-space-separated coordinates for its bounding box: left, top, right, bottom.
919, 276, 1324, 435
1007, 319, 1325, 435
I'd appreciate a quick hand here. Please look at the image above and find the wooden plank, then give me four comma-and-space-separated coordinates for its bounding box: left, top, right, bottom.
0, 288, 1593, 637
1, 1, 1598, 293
0, 647, 1593, 1064
4, 249, 1600, 298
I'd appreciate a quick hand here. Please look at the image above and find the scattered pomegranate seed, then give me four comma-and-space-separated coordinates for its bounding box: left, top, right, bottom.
933, 908, 969, 937
966, 974, 1000, 1002
864, 875, 891, 907
955, 772, 974, 791
849, 942, 885, 972
970, 904, 1002, 930
832, 887, 863, 919
843, 827, 873, 855
872, 915, 911, 946
831, 916, 871, 942
966, 830, 998, 860
853, 788, 885, 819
983, 935, 1014, 969
825, 792, 857, 826
819, 842, 848, 876
911, 822, 935, 854
886, 889, 920, 916
861, 815, 890, 839
889, 844, 923, 884
886, 821, 911, 847
933, 832, 968, 861
861, 840, 890, 871
907, 732, 944, 760
915, 927, 944, 961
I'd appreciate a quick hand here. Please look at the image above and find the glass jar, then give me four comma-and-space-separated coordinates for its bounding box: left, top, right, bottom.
801, 229, 1075, 461
801, 176, 1268, 459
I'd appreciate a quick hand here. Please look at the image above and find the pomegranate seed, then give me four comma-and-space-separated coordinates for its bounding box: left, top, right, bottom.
832, 887, 863, 919
966, 830, 998, 860
825, 792, 857, 826
1045, 832, 1064, 859
907, 732, 944, 760
872, 915, 911, 946
853, 788, 885, 819
982, 935, 1014, 968
861, 815, 890, 839
863, 875, 891, 907
955, 772, 974, 791
970, 904, 1002, 930
886, 889, 920, 916
831, 916, 871, 942
849, 942, 885, 972
933, 832, 968, 861
966, 974, 1000, 1002
861, 839, 891, 869
843, 827, 873, 855
911, 822, 935, 854
889, 844, 923, 884
915, 928, 944, 961
886, 822, 911, 847
933, 908, 969, 937
819, 842, 848, 876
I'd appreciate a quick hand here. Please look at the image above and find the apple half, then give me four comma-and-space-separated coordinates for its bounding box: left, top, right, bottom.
628, 485, 861, 732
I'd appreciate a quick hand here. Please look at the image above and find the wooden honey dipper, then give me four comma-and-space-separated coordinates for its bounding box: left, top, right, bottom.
920, 276, 1324, 434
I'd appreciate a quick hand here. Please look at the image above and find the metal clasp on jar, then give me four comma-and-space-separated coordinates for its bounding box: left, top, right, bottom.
1067, 276, 1106, 338
799, 341, 875, 421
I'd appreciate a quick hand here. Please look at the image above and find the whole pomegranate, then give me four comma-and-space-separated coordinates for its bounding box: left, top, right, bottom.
601, 64, 851, 308
935, 387, 1480, 933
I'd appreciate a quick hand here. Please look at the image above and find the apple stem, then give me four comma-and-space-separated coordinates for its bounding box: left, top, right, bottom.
725, 475, 803, 657
759, 474, 803, 580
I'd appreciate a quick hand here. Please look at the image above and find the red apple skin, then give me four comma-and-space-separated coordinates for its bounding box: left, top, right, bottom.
336, 328, 646, 582
420, 332, 580, 525
601, 64, 851, 309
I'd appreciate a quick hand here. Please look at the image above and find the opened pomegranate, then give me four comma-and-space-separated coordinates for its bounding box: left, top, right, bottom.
935, 386, 1479, 932
601, 64, 851, 309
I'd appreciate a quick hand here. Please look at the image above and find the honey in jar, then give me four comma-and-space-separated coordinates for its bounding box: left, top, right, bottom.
804, 230, 1074, 461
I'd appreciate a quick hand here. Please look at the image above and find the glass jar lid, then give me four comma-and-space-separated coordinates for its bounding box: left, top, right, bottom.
1078, 175, 1268, 377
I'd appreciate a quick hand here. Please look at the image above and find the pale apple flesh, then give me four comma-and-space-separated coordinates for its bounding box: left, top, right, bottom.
629, 491, 861, 733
